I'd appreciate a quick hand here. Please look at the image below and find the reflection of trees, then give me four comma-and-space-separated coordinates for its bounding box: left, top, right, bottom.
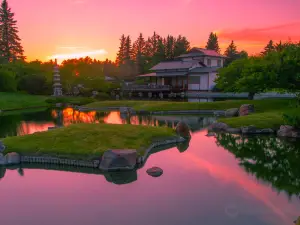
216, 133, 300, 197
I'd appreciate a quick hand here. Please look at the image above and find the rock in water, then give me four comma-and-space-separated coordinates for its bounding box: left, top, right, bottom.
225, 108, 239, 117
5, 152, 20, 165
277, 125, 300, 138
99, 149, 137, 171
208, 122, 229, 132
146, 167, 163, 177
239, 104, 255, 116
0, 141, 5, 152
175, 122, 191, 139
0, 166, 6, 179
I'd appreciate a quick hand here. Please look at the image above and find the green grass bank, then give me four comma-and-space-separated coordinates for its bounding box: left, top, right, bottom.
2, 123, 175, 159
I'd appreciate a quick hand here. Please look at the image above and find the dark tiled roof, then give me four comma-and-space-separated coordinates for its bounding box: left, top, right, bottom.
150, 60, 199, 70
137, 73, 156, 77
178, 47, 226, 58
156, 71, 188, 76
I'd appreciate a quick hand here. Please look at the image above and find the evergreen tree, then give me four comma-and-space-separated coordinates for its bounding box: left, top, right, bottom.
261, 40, 275, 55
165, 35, 175, 59
116, 34, 126, 65
123, 35, 132, 62
174, 35, 190, 57
120, 35, 135, 77
153, 37, 166, 64
0, 0, 24, 62
132, 33, 146, 74
224, 40, 239, 66
205, 32, 220, 53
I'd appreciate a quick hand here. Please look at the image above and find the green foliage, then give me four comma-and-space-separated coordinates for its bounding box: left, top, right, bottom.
0, 0, 24, 62
0, 69, 17, 92
224, 40, 248, 66
18, 74, 50, 95
261, 40, 275, 55
283, 112, 300, 128
205, 32, 220, 53
94, 92, 110, 100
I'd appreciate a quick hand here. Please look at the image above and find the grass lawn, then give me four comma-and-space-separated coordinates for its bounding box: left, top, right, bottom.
84, 99, 294, 112
85, 99, 298, 129
0, 92, 49, 110
2, 123, 175, 159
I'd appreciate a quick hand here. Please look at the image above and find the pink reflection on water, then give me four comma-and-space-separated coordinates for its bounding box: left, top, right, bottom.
0, 131, 299, 225
17, 121, 55, 136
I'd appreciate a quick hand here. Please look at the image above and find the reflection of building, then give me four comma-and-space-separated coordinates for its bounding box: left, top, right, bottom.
53, 59, 63, 96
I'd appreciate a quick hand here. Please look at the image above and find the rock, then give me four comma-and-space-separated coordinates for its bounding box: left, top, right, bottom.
242, 126, 274, 134
239, 104, 255, 116
175, 121, 191, 139
226, 127, 241, 134
0, 141, 5, 152
146, 166, 163, 177
0, 166, 6, 179
225, 108, 239, 117
241, 125, 257, 134
99, 149, 137, 171
55, 103, 63, 108
104, 170, 137, 185
277, 125, 300, 138
119, 107, 128, 114
0, 153, 7, 165
208, 122, 229, 132
206, 132, 216, 137
176, 139, 190, 153
5, 152, 20, 165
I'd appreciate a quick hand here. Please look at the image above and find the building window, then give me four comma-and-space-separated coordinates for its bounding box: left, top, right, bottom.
207, 59, 211, 66
217, 59, 221, 67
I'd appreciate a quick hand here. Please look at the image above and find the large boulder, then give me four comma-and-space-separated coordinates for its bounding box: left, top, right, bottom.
208, 122, 229, 132
99, 149, 137, 171
176, 139, 190, 153
225, 108, 239, 117
104, 170, 137, 185
175, 122, 191, 139
146, 166, 163, 177
241, 126, 274, 134
0, 141, 5, 153
5, 152, 21, 165
277, 125, 300, 138
239, 104, 255, 116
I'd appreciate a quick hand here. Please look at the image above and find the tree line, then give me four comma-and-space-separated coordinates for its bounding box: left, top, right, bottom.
115, 32, 190, 77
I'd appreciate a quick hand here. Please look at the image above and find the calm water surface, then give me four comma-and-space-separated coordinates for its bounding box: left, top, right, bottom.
0, 108, 300, 225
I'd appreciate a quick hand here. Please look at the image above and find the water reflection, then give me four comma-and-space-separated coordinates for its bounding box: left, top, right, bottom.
0, 131, 299, 225
0, 108, 217, 137
216, 133, 300, 197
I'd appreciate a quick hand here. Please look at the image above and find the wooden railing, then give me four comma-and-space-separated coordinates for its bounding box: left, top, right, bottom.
122, 84, 172, 91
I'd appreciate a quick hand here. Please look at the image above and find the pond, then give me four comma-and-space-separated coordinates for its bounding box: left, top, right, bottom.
0, 108, 300, 225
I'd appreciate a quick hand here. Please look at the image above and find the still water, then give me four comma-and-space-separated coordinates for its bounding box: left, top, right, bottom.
0, 108, 300, 225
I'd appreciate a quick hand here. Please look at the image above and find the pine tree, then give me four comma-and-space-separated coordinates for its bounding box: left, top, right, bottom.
153, 37, 166, 64
224, 40, 239, 66
165, 35, 175, 59
174, 35, 190, 57
0, 0, 24, 62
261, 40, 275, 55
132, 33, 146, 74
123, 35, 132, 62
116, 34, 126, 66
205, 32, 220, 53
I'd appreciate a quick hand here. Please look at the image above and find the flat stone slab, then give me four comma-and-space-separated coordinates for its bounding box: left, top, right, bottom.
99, 149, 137, 172
146, 166, 163, 177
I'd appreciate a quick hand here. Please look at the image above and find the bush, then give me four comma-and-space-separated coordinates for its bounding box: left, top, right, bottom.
283, 113, 300, 128
18, 74, 50, 95
95, 92, 110, 100
0, 69, 17, 92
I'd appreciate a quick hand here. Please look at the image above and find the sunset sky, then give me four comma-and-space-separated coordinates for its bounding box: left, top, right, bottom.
9, 0, 300, 62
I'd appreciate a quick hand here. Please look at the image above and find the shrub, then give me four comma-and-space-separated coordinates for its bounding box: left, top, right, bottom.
0, 69, 17, 92
95, 92, 110, 100
283, 113, 300, 128
18, 74, 50, 95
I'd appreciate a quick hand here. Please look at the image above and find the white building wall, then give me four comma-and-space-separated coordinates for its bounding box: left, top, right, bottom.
200, 74, 209, 90
203, 57, 223, 67
209, 72, 217, 90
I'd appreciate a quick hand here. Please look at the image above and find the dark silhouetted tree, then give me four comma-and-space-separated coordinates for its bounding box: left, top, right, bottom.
116, 34, 126, 65
261, 40, 275, 55
0, 0, 24, 62
132, 33, 146, 74
205, 32, 220, 53
174, 35, 190, 57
